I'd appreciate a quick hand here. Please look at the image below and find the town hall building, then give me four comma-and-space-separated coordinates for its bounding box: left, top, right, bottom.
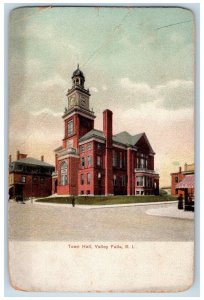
52, 66, 159, 196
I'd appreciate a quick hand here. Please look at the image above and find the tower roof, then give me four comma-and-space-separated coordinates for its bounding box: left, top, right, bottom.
72, 64, 85, 79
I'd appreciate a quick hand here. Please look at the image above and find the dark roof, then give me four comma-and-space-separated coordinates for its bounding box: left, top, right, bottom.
79, 129, 154, 152
12, 157, 54, 168
79, 129, 105, 142
112, 131, 144, 146
72, 65, 85, 79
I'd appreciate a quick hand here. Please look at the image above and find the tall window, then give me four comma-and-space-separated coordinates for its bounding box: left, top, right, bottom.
87, 155, 92, 166
21, 176, 26, 183
87, 173, 91, 185
121, 175, 126, 186
68, 120, 74, 136
136, 176, 144, 187
175, 176, 178, 183
119, 152, 125, 168
97, 156, 101, 166
119, 152, 123, 168
80, 145, 85, 153
113, 175, 117, 186
136, 158, 139, 168
80, 174, 84, 185
87, 143, 92, 150
81, 157, 85, 167
112, 151, 118, 167
141, 158, 145, 169
60, 161, 68, 185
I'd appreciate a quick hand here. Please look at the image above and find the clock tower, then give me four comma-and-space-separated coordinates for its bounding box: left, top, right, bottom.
62, 65, 95, 149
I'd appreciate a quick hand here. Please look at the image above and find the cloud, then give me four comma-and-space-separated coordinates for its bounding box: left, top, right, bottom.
34, 75, 67, 89
90, 87, 98, 93
31, 108, 62, 117
120, 77, 194, 110
156, 80, 194, 110
120, 77, 158, 102
102, 85, 107, 91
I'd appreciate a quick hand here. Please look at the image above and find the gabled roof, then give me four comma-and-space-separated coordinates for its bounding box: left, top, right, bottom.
12, 157, 54, 168
134, 132, 155, 154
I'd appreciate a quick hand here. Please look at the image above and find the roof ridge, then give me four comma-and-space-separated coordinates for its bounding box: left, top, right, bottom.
14, 157, 54, 167
114, 130, 131, 136
133, 132, 145, 137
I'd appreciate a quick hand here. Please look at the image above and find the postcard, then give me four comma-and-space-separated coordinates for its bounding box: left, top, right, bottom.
8, 6, 195, 292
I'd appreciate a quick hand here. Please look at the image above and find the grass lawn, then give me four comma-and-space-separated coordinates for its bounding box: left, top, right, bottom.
35, 194, 176, 205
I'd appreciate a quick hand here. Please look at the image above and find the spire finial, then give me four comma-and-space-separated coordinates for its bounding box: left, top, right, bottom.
77, 63, 79, 69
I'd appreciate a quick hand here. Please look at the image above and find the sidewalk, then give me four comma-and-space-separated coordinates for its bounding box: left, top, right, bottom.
146, 206, 194, 220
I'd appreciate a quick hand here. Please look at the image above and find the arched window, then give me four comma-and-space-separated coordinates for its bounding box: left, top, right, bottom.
60, 161, 68, 185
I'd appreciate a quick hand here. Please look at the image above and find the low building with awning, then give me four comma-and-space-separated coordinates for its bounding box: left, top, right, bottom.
176, 174, 194, 190
170, 163, 194, 196
176, 173, 194, 211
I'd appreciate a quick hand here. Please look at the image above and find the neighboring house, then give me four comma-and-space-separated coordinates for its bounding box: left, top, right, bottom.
9, 151, 54, 199
170, 163, 194, 197
52, 66, 159, 196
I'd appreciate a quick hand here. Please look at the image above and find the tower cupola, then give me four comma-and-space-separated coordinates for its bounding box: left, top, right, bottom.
72, 64, 85, 88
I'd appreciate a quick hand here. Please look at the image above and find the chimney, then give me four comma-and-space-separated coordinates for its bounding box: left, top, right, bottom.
103, 109, 113, 147
16, 150, 20, 160
17, 152, 27, 160
9, 155, 12, 164
179, 166, 182, 173
41, 155, 44, 162
103, 109, 113, 195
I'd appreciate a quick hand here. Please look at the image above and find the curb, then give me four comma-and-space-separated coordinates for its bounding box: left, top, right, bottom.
32, 200, 178, 210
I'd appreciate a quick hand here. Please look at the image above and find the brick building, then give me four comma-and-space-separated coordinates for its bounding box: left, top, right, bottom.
9, 151, 54, 199
170, 163, 194, 197
52, 66, 159, 196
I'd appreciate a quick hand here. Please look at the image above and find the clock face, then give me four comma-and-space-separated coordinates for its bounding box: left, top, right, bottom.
80, 95, 88, 108
68, 95, 75, 107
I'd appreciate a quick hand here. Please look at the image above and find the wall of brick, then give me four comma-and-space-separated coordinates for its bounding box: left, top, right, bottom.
171, 172, 184, 196
12, 173, 52, 198
54, 108, 159, 196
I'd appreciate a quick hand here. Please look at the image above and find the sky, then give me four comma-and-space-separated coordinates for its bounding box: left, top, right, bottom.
8, 6, 194, 186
